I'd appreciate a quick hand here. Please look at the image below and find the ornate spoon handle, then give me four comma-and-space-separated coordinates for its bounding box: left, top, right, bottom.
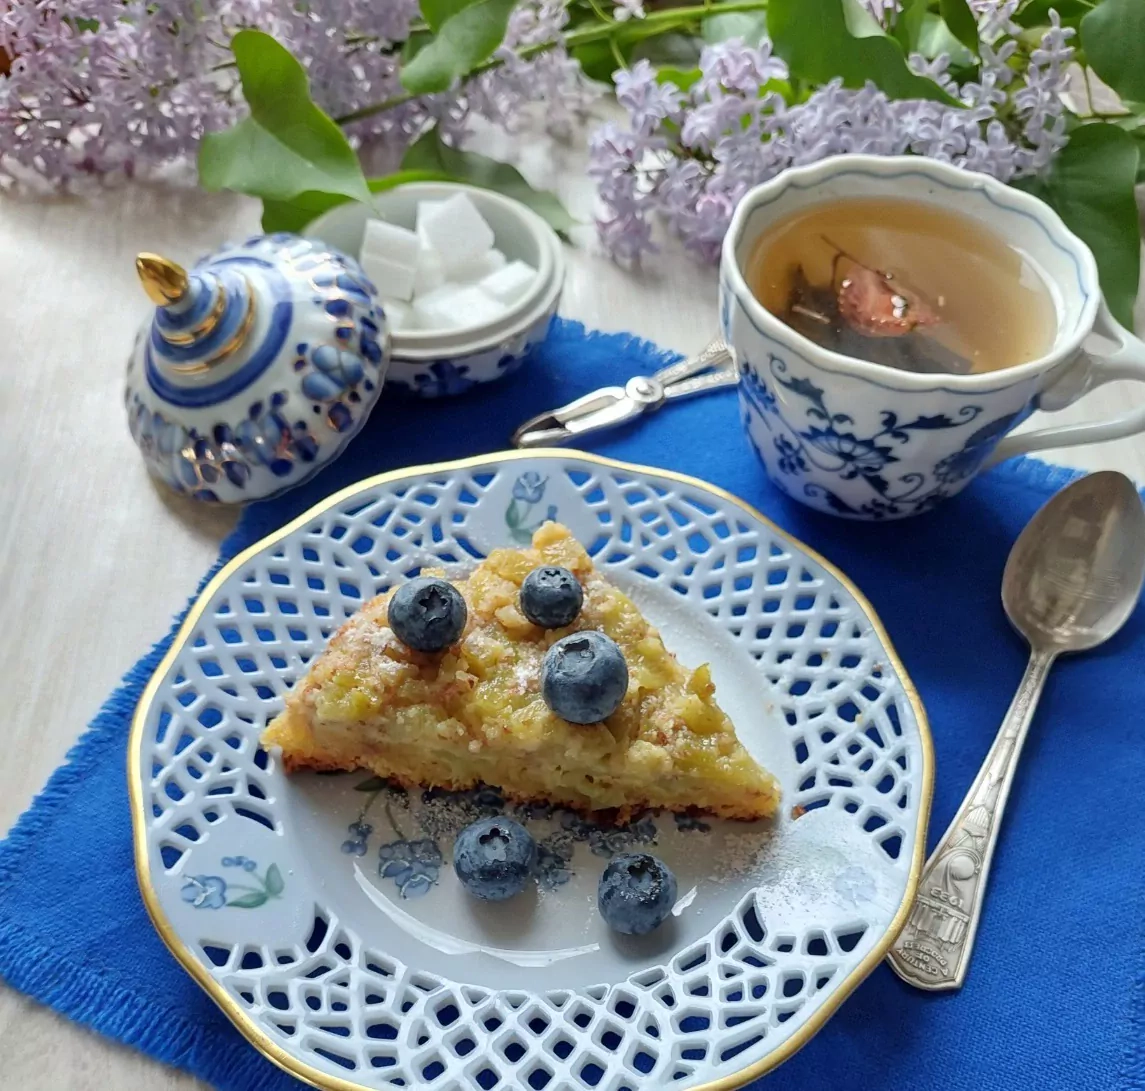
887, 647, 1056, 990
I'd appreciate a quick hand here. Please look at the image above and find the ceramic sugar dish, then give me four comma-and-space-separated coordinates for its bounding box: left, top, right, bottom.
307, 183, 565, 398
125, 234, 390, 503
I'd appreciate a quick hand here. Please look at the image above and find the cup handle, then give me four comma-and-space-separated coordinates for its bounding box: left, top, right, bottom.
988, 301, 1145, 465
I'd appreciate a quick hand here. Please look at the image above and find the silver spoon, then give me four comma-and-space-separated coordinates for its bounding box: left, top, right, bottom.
887, 470, 1145, 991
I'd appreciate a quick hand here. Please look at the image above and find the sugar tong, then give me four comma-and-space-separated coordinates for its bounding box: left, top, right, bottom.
511, 338, 739, 449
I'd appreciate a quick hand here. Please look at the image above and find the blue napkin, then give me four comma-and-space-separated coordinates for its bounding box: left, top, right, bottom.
2, 318, 1143, 1091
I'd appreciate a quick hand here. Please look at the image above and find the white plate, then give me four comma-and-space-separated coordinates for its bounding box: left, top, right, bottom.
130, 451, 932, 1091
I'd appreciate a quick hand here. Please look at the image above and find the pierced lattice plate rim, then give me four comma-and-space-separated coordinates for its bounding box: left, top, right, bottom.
129, 450, 933, 1091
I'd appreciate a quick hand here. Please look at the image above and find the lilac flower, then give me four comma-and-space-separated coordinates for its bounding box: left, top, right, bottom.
593, 12, 1073, 264
614, 61, 682, 138
858, 0, 902, 25
613, 0, 646, 21
908, 52, 957, 94
695, 38, 787, 99
0, 0, 597, 190
1012, 13, 1075, 172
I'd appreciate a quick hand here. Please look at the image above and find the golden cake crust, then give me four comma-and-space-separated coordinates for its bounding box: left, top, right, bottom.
262, 523, 779, 820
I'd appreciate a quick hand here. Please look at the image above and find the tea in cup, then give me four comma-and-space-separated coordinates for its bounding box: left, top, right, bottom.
720, 155, 1145, 519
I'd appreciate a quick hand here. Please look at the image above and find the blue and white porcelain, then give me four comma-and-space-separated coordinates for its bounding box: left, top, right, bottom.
721, 155, 1145, 520
307, 182, 565, 398
129, 450, 931, 1091
125, 234, 390, 503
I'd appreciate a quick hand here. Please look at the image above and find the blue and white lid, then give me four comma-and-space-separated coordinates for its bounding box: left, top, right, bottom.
125, 234, 390, 503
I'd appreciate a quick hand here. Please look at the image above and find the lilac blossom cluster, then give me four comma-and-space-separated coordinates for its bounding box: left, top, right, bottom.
590, 4, 1076, 262
0, 0, 594, 192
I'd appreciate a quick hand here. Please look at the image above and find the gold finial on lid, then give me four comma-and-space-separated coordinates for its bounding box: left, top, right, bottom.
136, 253, 189, 306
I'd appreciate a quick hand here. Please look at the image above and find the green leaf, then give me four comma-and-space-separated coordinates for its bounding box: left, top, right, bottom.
768, 0, 963, 104
1082, 0, 1145, 103
939, 0, 980, 52
892, 0, 929, 53
656, 66, 703, 93
264, 863, 285, 896
260, 170, 452, 234
1015, 0, 1092, 31
227, 891, 269, 909
702, 11, 770, 45
915, 13, 977, 70
402, 28, 434, 64
355, 775, 390, 791
401, 131, 575, 237
199, 31, 370, 206
400, 0, 517, 94
1015, 123, 1141, 329
571, 40, 620, 84
420, 0, 480, 31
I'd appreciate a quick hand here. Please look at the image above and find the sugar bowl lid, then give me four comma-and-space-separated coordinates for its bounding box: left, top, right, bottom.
125, 234, 390, 503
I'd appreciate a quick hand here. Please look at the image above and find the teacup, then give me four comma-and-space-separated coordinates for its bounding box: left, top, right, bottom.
720, 154, 1145, 520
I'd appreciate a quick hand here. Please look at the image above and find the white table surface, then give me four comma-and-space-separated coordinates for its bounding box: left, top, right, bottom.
1, 114, 1143, 1087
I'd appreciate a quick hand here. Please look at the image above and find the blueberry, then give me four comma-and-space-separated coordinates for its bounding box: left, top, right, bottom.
519, 566, 584, 629
598, 853, 678, 935
541, 631, 628, 723
388, 577, 467, 652
453, 816, 537, 901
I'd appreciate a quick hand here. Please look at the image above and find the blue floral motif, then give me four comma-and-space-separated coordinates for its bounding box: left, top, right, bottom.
513, 471, 547, 504
301, 345, 366, 402
338, 780, 684, 900
932, 412, 1021, 485
674, 812, 711, 833
341, 821, 373, 856
179, 858, 284, 909
125, 235, 386, 502
181, 875, 227, 909
378, 838, 443, 899
506, 472, 557, 544
220, 855, 258, 873
741, 355, 986, 518
587, 812, 658, 857
412, 360, 480, 398
739, 358, 777, 416
534, 838, 574, 890
773, 435, 807, 476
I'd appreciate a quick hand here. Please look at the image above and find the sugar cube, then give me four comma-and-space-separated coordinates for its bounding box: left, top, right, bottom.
361, 217, 419, 265
419, 194, 495, 271
477, 260, 537, 307
413, 283, 506, 332
413, 245, 445, 296
448, 248, 507, 285
381, 298, 415, 332
416, 200, 446, 243
359, 250, 417, 302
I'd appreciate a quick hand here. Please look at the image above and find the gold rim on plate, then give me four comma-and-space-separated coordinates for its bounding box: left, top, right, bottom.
128, 448, 934, 1091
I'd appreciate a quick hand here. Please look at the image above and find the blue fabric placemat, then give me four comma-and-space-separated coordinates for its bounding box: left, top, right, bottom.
2, 318, 1142, 1091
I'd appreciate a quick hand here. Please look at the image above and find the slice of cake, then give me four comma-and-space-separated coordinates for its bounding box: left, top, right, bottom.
262, 523, 779, 820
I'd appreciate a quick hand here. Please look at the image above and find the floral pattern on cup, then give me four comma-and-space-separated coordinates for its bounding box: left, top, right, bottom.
180, 856, 285, 909
738, 351, 1026, 519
